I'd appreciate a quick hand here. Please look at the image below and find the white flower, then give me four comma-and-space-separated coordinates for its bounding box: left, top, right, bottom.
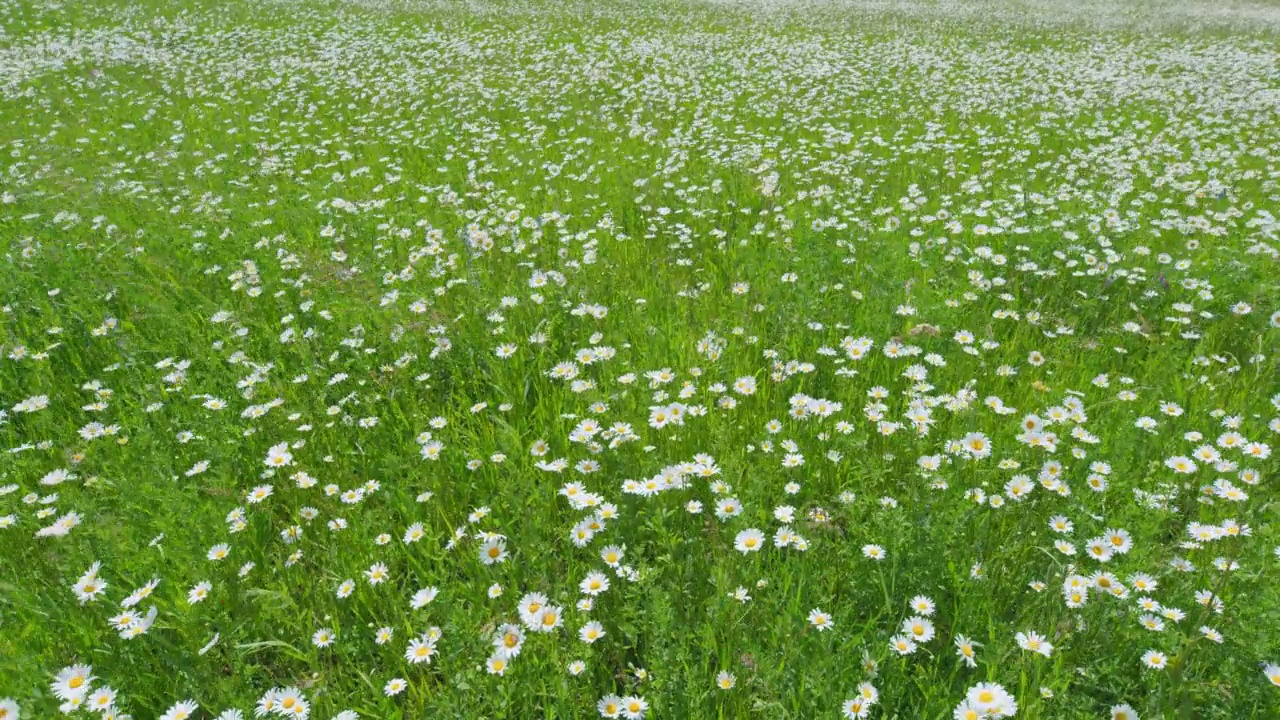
160, 700, 199, 720
733, 528, 765, 553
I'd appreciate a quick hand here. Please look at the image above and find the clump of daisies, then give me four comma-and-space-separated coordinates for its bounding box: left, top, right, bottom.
954, 682, 1017, 718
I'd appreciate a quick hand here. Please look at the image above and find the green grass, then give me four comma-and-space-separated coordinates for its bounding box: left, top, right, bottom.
0, 0, 1278, 718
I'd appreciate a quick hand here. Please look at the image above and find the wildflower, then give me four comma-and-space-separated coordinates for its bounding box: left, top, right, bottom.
1141, 651, 1168, 670
903, 616, 935, 643
962, 682, 1017, 718
312, 628, 335, 647
534, 605, 564, 633
410, 586, 439, 609
188, 581, 212, 604
1110, 704, 1139, 720
480, 537, 508, 564
597, 695, 623, 718
85, 686, 117, 712
889, 635, 918, 655
734, 528, 765, 554
580, 571, 610, 595
843, 698, 872, 719
808, 609, 834, 631
579, 621, 606, 643
620, 696, 648, 719
1015, 630, 1053, 657
52, 664, 94, 703
160, 700, 199, 720
955, 635, 980, 667
364, 563, 389, 585
493, 624, 525, 658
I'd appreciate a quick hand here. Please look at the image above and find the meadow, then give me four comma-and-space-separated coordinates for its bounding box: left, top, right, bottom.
0, 0, 1278, 717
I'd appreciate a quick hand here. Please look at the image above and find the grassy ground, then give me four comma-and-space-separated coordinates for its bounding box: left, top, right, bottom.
0, 0, 1278, 718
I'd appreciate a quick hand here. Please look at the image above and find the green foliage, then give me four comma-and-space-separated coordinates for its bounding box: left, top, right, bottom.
0, 0, 1278, 718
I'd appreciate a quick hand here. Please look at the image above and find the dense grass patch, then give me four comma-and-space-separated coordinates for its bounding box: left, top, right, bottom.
0, 0, 1278, 718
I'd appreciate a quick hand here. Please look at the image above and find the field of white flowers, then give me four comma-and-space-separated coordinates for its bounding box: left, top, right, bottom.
1, 0, 1278, 717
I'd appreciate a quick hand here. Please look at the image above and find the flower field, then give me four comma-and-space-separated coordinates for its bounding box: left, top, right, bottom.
1, 0, 1278, 717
